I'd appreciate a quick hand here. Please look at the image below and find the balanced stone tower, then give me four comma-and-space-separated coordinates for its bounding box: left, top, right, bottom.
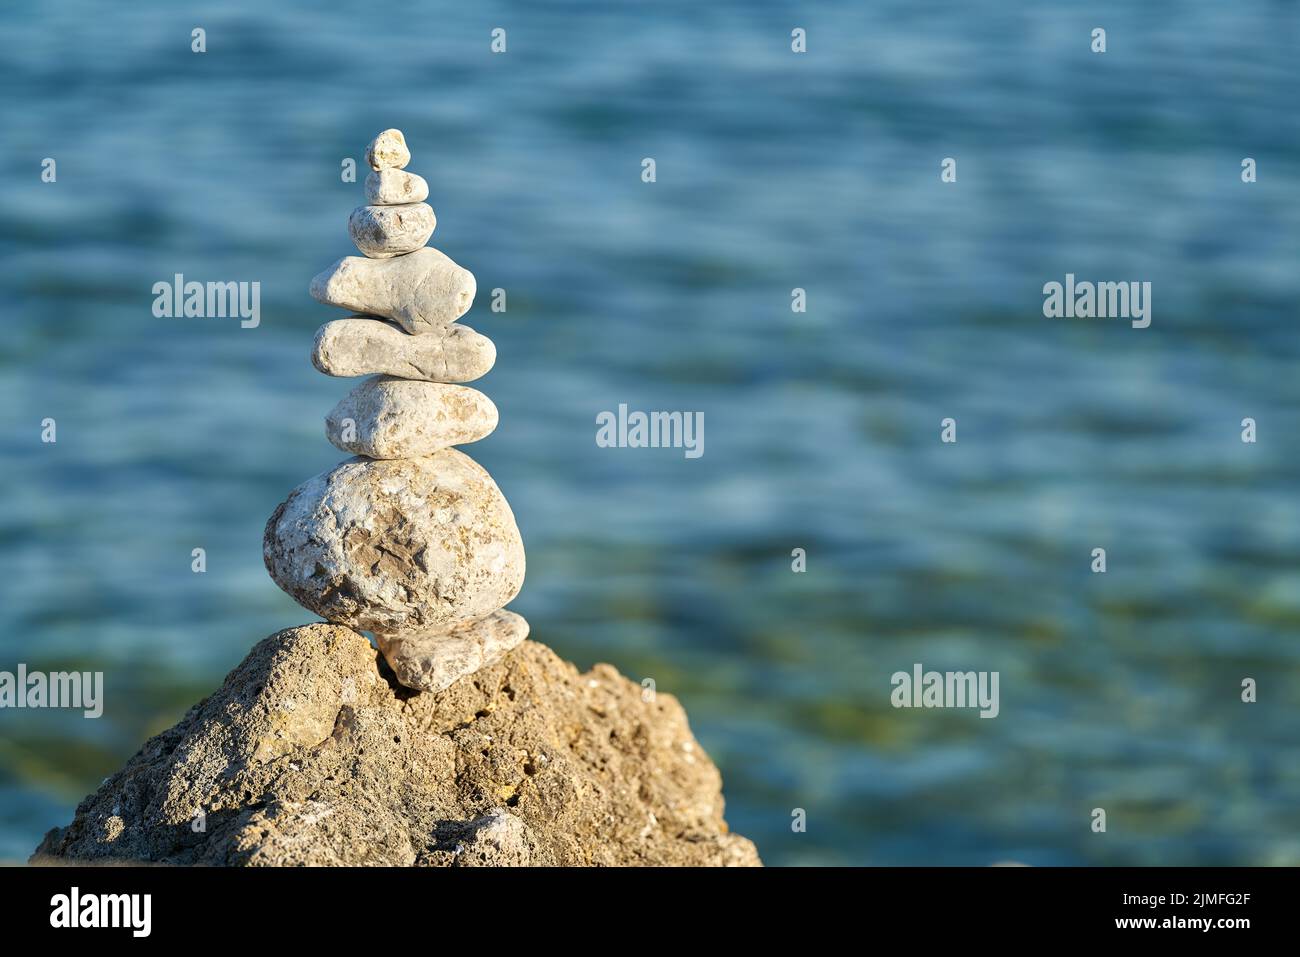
33, 129, 760, 866
264, 129, 527, 693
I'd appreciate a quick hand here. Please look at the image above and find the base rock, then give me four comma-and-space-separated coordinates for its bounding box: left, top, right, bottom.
33, 625, 760, 867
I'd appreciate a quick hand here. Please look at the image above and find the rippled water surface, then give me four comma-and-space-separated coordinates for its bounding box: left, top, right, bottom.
1, 1, 1298, 864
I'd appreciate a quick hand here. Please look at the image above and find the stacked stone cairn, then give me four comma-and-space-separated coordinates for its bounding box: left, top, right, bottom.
263, 129, 527, 693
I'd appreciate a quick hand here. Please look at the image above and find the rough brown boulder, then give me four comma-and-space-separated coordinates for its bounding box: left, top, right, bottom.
33, 624, 760, 866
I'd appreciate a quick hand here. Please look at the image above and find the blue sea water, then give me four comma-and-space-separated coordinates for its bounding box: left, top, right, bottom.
1, 1, 1298, 865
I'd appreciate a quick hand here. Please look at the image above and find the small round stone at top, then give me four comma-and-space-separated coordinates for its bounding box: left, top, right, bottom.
366, 129, 411, 171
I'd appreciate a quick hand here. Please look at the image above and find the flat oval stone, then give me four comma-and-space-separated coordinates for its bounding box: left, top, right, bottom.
312, 318, 496, 382
364, 169, 429, 205
263, 449, 526, 637
348, 203, 436, 259
365, 129, 410, 171
310, 247, 476, 334
325, 376, 498, 458
376, 609, 530, 693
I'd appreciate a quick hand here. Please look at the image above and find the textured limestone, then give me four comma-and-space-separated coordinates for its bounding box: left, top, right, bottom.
325, 376, 498, 459
310, 247, 476, 334
364, 169, 429, 206
312, 318, 496, 382
348, 203, 436, 259
448, 809, 539, 866
365, 129, 410, 171
263, 449, 525, 638
377, 608, 529, 693
32, 625, 760, 866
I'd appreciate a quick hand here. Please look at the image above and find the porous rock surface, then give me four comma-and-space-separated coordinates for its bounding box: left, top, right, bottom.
263, 449, 525, 638
310, 247, 476, 334
365, 128, 410, 171
348, 202, 436, 259
312, 318, 496, 383
325, 376, 498, 459
365, 169, 430, 206
32, 625, 760, 866
377, 608, 530, 693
